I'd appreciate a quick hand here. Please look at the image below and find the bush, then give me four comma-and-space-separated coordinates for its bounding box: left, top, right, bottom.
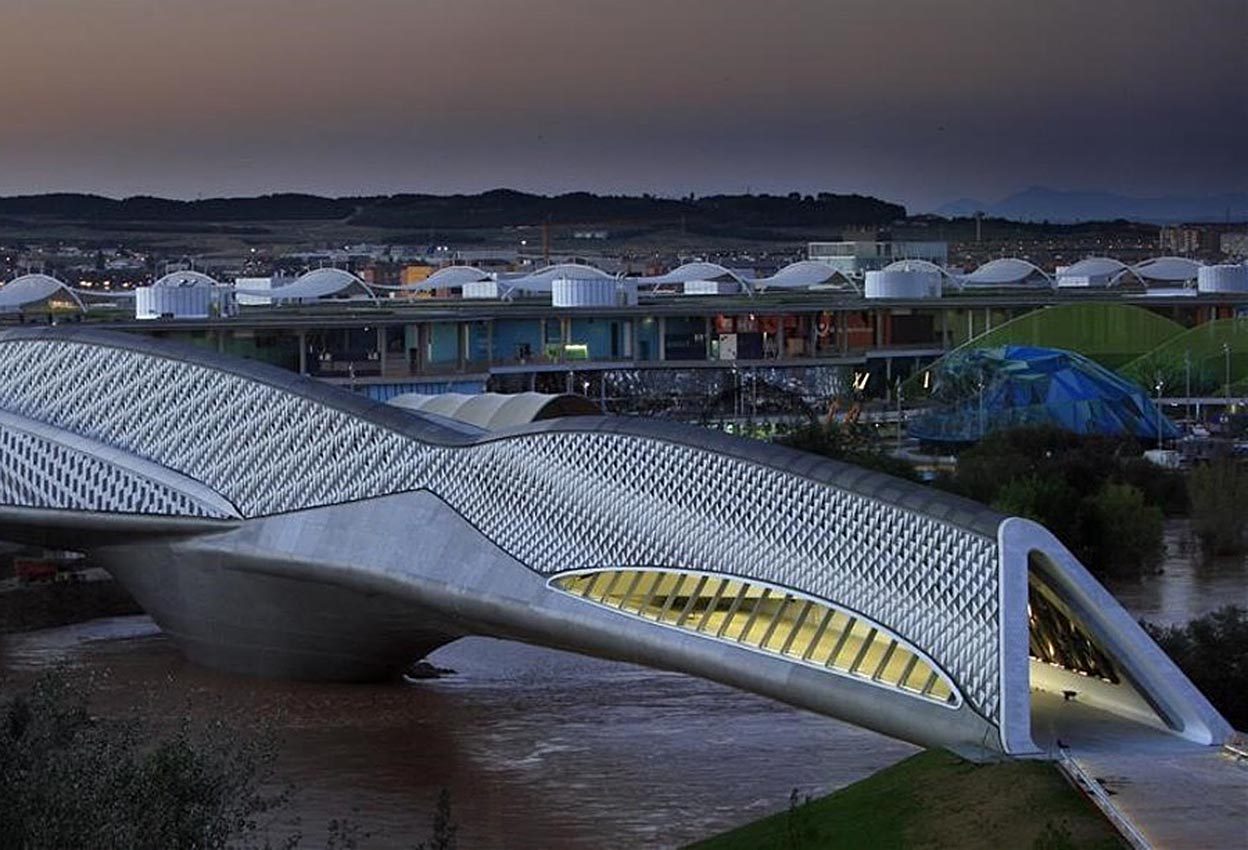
1188, 460, 1248, 556
776, 422, 919, 481
0, 671, 286, 850
943, 426, 1168, 579
992, 475, 1082, 543
1079, 483, 1164, 579
1118, 457, 1188, 517
1144, 606, 1248, 730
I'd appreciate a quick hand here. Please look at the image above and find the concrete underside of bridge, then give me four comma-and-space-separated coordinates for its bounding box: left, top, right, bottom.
77, 490, 1005, 757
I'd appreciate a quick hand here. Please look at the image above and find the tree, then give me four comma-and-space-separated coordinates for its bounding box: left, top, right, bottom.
940, 426, 1169, 579
1188, 460, 1248, 556
1079, 483, 1164, 579
992, 475, 1081, 541
776, 421, 919, 481
0, 670, 287, 850
1144, 606, 1248, 730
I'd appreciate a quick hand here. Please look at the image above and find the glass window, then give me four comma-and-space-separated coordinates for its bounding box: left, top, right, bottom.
552, 569, 959, 707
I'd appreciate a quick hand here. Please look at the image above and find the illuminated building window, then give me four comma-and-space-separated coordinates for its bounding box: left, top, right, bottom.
551, 569, 959, 706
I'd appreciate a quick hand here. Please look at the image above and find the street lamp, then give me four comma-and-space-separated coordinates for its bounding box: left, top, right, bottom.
1153, 371, 1165, 450
1184, 349, 1192, 424
1224, 342, 1232, 404
895, 376, 904, 453
976, 366, 987, 441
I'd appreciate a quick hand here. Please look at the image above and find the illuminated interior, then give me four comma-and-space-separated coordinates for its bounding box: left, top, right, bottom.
552, 569, 958, 706
1027, 573, 1119, 683
1025, 556, 1173, 733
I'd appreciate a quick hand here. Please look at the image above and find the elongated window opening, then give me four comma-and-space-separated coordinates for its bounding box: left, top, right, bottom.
552, 569, 958, 706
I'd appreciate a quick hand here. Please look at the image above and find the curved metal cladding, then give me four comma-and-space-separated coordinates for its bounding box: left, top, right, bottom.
0, 327, 1016, 749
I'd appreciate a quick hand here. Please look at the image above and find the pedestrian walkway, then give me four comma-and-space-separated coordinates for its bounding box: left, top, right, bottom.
1031, 690, 1247, 849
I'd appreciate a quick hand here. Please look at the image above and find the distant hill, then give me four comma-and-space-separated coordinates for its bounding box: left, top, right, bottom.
933, 187, 1248, 224
0, 190, 906, 231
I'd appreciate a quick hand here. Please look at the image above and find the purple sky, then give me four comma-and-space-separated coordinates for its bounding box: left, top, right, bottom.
0, 0, 1243, 210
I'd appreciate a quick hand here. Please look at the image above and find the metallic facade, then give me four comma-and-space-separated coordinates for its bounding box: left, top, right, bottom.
0, 327, 1230, 757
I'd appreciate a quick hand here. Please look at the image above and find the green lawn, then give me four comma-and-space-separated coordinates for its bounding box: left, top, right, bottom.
684, 750, 1126, 850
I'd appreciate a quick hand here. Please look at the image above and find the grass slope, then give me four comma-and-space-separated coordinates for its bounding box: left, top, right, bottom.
903, 303, 1185, 397
684, 750, 1125, 850
1119, 317, 1248, 392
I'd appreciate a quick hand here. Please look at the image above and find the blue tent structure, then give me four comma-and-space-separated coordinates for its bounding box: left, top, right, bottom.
908, 345, 1180, 444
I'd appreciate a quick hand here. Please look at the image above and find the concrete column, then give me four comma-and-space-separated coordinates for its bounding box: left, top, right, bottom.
297, 330, 307, 375
776, 318, 786, 360
458, 322, 467, 372
377, 327, 386, 375
705, 317, 714, 360
658, 317, 667, 361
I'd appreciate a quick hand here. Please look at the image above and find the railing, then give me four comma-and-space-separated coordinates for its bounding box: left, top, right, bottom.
1223, 732, 1248, 763
1055, 750, 1152, 850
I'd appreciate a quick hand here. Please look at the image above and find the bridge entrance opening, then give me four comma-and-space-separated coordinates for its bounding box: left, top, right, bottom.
1026, 552, 1172, 751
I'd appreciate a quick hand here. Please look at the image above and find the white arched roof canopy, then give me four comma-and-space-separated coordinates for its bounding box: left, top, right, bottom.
959, 258, 1053, 288
751, 260, 855, 291
523, 263, 614, 283
639, 261, 743, 286
499, 263, 614, 296
408, 265, 492, 291
153, 270, 220, 288
244, 267, 376, 302
0, 274, 85, 312
1133, 256, 1201, 283
1056, 257, 1142, 287
882, 259, 956, 278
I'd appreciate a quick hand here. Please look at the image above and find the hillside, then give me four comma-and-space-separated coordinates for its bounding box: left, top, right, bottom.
0, 190, 906, 231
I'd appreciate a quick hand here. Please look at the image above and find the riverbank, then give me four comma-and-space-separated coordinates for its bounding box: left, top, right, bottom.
684, 750, 1126, 850
0, 573, 140, 634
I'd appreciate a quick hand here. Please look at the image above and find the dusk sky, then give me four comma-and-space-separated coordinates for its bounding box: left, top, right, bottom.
0, 0, 1243, 210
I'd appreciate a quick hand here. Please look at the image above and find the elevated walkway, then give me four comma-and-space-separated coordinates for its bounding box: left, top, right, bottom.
1031, 690, 1247, 849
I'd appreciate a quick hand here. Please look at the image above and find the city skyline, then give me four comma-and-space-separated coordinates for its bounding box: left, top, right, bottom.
0, 0, 1243, 211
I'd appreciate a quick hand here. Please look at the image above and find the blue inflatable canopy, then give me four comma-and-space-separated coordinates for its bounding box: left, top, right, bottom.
909, 345, 1179, 443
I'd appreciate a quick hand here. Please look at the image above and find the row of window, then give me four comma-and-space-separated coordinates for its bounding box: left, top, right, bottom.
552, 569, 957, 706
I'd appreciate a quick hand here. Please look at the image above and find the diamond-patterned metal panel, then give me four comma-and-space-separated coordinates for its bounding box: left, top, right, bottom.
0, 339, 436, 516
0, 335, 1003, 723
428, 432, 1001, 722
0, 422, 221, 517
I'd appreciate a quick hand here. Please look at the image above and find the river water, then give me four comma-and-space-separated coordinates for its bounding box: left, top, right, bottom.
0, 520, 1242, 849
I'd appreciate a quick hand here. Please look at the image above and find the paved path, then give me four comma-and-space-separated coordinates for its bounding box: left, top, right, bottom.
1031, 691, 1247, 849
